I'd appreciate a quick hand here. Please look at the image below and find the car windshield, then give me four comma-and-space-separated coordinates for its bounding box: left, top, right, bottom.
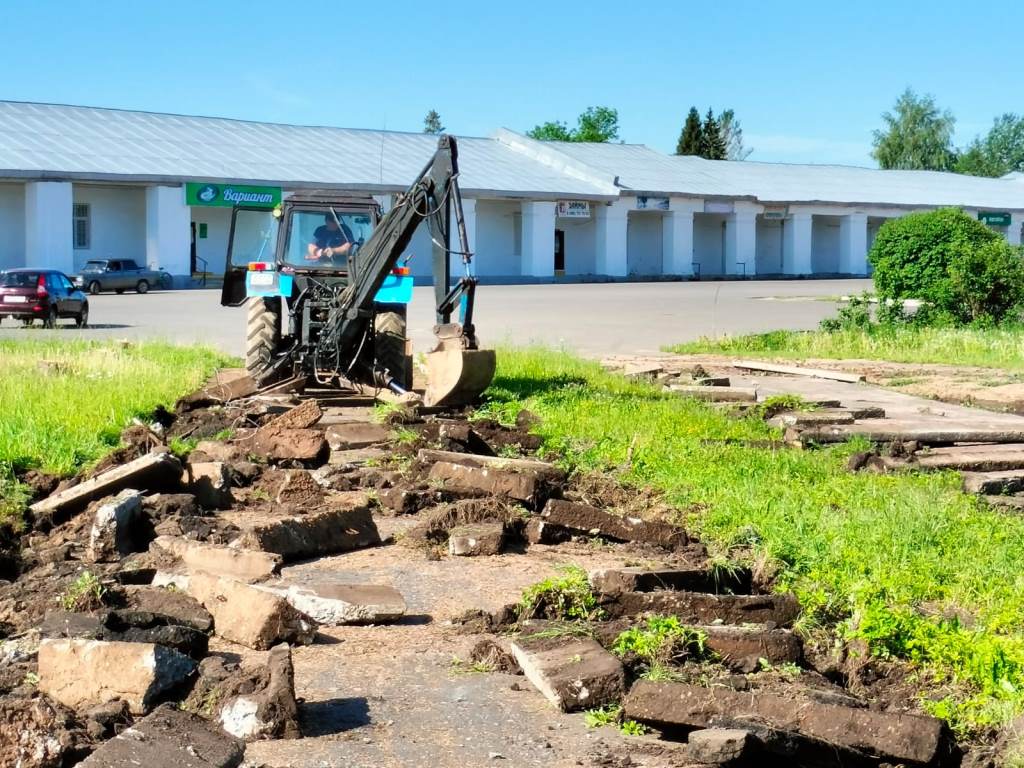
0, 272, 41, 287
82, 261, 106, 272
283, 209, 374, 270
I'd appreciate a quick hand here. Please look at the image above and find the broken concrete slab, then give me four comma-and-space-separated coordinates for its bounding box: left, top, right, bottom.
589, 566, 751, 595
875, 444, 1024, 473
623, 362, 664, 380
963, 470, 1024, 495
255, 582, 406, 625
257, 468, 325, 509
38, 638, 196, 714
192, 439, 246, 464
249, 426, 327, 463
181, 461, 233, 509
87, 488, 143, 562
264, 398, 323, 430
151, 536, 282, 581
429, 461, 542, 506
699, 624, 803, 671
623, 681, 952, 767
448, 522, 506, 556
687, 728, 755, 765
769, 409, 856, 428
218, 643, 300, 741
326, 421, 391, 450
122, 585, 213, 632
231, 493, 380, 560
417, 448, 565, 482
78, 703, 244, 767
668, 385, 758, 402
176, 368, 257, 409
510, 636, 624, 712
185, 572, 316, 650
328, 446, 388, 466
40, 608, 209, 659
604, 591, 800, 627
791, 422, 1024, 446
542, 500, 687, 548
30, 451, 182, 522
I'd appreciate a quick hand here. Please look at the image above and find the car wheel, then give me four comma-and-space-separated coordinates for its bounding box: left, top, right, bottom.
76, 304, 89, 328
21, 318, 33, 327
136, 280, 150, 294
88, 281, 101, 295
44, 307, 58, 329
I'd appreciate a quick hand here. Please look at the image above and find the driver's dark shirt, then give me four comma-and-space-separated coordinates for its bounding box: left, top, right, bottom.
313, 223, 354, 249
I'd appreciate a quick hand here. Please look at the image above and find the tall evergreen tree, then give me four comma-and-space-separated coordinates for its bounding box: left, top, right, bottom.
423, 109, 444, 134
675, 107, 703, 155
718, 109, 752, 160
700, 108, 727, 160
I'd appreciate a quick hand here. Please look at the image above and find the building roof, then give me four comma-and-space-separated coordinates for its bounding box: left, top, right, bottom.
495, 130, 1024, 211
1, 100, 1023, 212
0, 101, 618, 199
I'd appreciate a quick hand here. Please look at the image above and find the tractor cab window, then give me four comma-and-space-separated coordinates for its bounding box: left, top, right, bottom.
283, 209, 374, 270
228, 209, 279, 268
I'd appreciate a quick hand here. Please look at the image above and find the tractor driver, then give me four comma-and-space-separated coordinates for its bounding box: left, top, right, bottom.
306, 212, 355, 263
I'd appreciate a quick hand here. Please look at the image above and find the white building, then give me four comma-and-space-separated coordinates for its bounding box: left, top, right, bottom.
1, 100, 1023, 284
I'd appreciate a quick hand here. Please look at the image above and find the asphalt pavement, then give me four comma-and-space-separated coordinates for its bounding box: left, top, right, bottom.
0, 279, 871, 358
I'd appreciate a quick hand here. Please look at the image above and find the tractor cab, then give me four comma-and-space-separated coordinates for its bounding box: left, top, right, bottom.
220, 192, 411, 307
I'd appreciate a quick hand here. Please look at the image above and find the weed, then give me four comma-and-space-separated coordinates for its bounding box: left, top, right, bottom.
613, 616, 710, 669
394, 427, 419, 445
584, 705, 621, 728
249, 488, 271, 502
619, 719, 648, 736
640, 663, 687, 683
22, 671, 39, 687
516, 622, 595, 641
60, 571, 105, 612
749, 394, 815, 421
212, 428, 235, 442
450, 656, 495, 675
168, 436, 199, 459
519, 565, 603, 622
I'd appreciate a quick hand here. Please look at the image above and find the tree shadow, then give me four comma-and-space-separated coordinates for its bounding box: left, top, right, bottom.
486, 373, 589, 400
300, 697, 371, 736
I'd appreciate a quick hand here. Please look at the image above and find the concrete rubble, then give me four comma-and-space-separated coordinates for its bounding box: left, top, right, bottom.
510, 636, 625, 712
0, 375, 989, 765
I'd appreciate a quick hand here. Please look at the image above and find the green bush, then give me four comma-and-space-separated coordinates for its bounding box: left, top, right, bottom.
869, 208, 1024, 325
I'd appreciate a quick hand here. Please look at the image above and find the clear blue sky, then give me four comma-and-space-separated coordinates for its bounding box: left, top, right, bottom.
3, 0, 1022, 167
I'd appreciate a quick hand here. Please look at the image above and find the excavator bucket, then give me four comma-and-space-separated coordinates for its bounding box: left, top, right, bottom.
423, 348, 497, 407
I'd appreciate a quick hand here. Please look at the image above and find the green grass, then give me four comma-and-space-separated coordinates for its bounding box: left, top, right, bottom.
0, 339, 232, 524
481, 347, 1024, 736
667, 326, 1024, 370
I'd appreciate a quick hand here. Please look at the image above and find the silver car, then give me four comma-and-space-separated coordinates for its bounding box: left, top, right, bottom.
74, 259, 169, 294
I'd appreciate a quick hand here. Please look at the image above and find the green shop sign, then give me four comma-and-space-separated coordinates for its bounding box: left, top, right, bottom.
186, 182, 281, 208
979, 211, 1012, 227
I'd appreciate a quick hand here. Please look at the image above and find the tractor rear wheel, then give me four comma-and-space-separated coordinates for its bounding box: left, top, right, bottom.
375, 306, 412, 391
245, 297, 280, 382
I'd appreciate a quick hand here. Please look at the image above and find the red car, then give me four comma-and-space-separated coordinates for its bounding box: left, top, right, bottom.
0, 269, 89, 328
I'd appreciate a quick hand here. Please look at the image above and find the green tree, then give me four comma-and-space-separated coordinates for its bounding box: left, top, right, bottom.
871, 88, 957, 171
575, 106, 620, 142
956, 113, 1024, 177
422, 109, 444, 134
675, 107, 703, 155
700, 108, 727, 160
527, 121, 574, 141
718, 109, 752, 161
528, 106, 620, 143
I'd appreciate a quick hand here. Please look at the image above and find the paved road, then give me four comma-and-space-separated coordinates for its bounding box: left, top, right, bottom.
0, 279, 871, 358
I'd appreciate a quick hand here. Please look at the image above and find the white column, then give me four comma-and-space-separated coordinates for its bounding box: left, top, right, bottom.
663, 199, 697, 276
840, 212, 869, 275
146, 186, 192, 280
520, 201, 555, 278
25, 181, 73, 272
1009, 214, 1024, 246
725, 208, 757, 276
783, 212, 813, 275
595, 198, 629, 276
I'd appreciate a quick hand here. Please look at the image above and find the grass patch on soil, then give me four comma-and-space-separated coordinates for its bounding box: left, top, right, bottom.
667, 326, 1024, 370
0, 339, 232, 523
481, 346, 1024, 737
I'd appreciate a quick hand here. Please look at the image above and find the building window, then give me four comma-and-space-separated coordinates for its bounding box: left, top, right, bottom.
73, 204, 90, 249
